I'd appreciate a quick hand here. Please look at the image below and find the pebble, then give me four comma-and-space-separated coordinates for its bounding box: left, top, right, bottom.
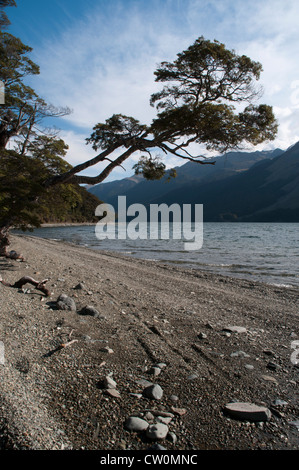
143, 384, 163, 400
167, 431, 177, 444
223, 326, 247, 334
102, 376, 117, 389
125, 417, 149, 432
224, 402, 271, 422
56, 294, 76, 311
146, 423, 169, 440
100, 347, 114, 354
197, 332, 207, 339
147, 366, 161, 377
105, 389, 121, 398
73, 282, 85, 290
79, 305, 102, 318
230, 350, 250, 358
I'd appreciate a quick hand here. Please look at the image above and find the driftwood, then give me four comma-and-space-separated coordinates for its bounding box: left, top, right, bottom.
5, 250, 25, 262
0, 275, 51, 297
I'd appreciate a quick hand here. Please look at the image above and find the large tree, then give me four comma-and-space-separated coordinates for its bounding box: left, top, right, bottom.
0, 2, 278, 259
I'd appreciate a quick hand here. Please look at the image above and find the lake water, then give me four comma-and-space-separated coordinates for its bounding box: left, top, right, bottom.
18, 222, 299, 288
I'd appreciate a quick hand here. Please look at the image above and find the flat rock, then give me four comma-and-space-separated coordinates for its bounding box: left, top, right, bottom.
223, 326, 247, 334
224, 402, 271, 422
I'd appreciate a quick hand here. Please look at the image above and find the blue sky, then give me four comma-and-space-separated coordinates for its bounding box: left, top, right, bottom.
6, 0, 299, 181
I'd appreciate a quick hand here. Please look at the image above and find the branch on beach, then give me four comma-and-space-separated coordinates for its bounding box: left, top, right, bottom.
0, 275, 51, 296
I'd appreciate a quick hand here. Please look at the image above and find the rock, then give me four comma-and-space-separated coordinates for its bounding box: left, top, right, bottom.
289, 420, 299, 431
154, 362, 167, 369
143, 384, 163, 400
74, 282, 85, 290
223, 326, 247, 334
171, 407, 187, 416
56, 294, 76, 311
79, 305, 101, 318
167, 431, 177, 444
156, 416, 173, 425
146, 423, 169, 440
101, 376, 117, 389
261, 375, 279, 384
197, 332, 207, 339
273, 399, 288, 407
147, 366, 161, 377
105, 389, 121, 398
224, 402, 271, 422
148, 443, 167, 450
125, 417, 149, 432
267, 362, 280, 371
170, 395, 179, 402
100, 347, 114, 354
230, 350, 250, 358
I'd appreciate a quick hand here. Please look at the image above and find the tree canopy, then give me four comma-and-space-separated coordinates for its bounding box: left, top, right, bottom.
47, 36, 277, 187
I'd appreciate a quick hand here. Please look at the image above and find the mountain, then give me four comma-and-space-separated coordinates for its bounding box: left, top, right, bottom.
87, 145, 299, 221
88, 148, 283, 209
148, 143, 299, 222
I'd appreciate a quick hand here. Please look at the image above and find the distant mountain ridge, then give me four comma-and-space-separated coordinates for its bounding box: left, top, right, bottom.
87, 145, 299, 222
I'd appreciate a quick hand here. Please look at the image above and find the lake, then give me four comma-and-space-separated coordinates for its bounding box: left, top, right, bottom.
17, 222, 299, 288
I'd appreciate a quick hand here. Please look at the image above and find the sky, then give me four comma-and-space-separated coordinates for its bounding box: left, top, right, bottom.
5, 0, 299, 182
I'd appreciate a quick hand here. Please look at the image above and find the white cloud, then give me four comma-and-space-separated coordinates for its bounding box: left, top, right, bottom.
28, 0, 299, 180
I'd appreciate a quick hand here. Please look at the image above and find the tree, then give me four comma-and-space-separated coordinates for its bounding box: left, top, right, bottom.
46, 36, 277, 188
0, 2, 278, 258
0, 0, 16, 30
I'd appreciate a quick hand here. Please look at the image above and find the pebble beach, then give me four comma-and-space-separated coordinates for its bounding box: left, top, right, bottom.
0, 234, 298, 451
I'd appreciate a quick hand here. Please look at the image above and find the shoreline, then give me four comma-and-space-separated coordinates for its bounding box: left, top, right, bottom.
14, 226, 299, 290
0, 234, 298, 450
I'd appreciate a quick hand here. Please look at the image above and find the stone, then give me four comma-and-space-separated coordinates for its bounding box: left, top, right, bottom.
102, 376, 117, 389
223, 326, 247, 334
146, 423, 169, 440
143, 384, 163, 400
230, 350, 250, 358
56, 294, 76, 311
147, 366, 162, 377
125, 417, 149, 432
74, 282, 85, 290
197, 332, 207, 339
224, 402, 271, 422
171, 407, 187, 416
105, 389, 121, 398
167, 431, 177, 444
79, 305, 101, 317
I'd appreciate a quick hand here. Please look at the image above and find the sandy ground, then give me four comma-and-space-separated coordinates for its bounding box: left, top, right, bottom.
0, 234, 298, 452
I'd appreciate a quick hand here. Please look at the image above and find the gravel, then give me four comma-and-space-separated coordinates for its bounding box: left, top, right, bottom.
0, 234, 298, 450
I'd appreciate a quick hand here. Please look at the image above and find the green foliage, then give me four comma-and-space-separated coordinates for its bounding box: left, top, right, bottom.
0, 0, 16, 31
87, 114, 148, 151
133, 155, 167, 180
0, 137, 101, 231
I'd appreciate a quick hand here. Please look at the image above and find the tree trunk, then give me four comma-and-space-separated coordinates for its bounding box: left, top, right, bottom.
0, 224, 24, 261
0, 225, 11, 257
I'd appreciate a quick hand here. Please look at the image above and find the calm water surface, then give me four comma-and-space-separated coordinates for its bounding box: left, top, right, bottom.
17, 222, 299, 288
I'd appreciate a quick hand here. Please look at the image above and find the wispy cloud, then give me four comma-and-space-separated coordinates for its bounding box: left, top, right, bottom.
27, 0, 299, 177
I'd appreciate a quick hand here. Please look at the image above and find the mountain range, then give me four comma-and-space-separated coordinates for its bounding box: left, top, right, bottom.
87, 143, 299, 222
